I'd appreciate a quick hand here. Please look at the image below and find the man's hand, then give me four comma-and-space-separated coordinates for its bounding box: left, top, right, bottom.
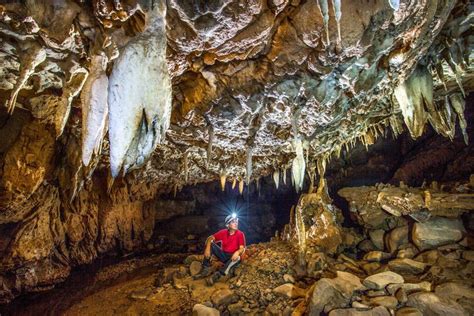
231, 252, 240, 261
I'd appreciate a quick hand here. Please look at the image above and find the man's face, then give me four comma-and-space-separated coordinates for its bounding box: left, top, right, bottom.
228, 218, 238, 230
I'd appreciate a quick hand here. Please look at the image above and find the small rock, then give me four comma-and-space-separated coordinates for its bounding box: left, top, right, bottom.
368, 296, 398, 309
412, 217, 465, 251
129, 289, 151, 300
366, 290, 387, 297
395, 287, 408, 304
193, 304, 219, 316
228, 301, 244, 315
359, 239, 377, 253
386, 226, 409, 253
273, 283, 305, 299
413, 250, 439, 265
363, 271, 404, 290
396, 246, 417, 259
369, 229, 386, 251
352, 301, 370, 309
362, 262, 381, 275
189, 261, 202, 276
387, 258, 427, 275
283, 274, 295, 283
211, 288, 236, 306
386, 282, 431, 295
185, 255, 203, 265
363, 251, 391, 262
462, 250, 474, 261
395, 307, 422, 316
406, 292, 467, 315
328, 306, 390, 316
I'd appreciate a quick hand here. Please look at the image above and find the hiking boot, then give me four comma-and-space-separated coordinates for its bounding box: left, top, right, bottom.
193, 265, 211, 279
206, 271, 222, 286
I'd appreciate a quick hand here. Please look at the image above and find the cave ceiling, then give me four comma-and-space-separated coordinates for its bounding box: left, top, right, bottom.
0, 0, 473, 199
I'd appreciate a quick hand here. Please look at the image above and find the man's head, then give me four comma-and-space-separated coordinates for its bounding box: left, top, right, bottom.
225, 213, 239, 230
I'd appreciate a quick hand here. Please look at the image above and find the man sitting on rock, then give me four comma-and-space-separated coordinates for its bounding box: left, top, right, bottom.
195, 213, 246, 285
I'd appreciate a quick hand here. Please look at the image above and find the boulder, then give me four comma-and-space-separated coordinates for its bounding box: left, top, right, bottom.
434, 282, 474, 314
396, 246, 417, 259
462, 250, 474, 261
328, 306, 390, 316
412, 217, 465, 250
406, 292, 467, 316
363, 272, 404, 290
362, 262, 381, 275
359, 239, 377, 253
273, 283, 305, 299
387, 259, 427, 275
193, 304, 219, 316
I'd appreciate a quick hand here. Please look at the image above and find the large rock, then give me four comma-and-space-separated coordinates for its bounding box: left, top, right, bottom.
434, 282, 474, 314
369, 230, 385, 251
412, 217, 465, 250
406, 292, 468, 316
363, 272, 404, 290
309, 271, 365, 315
368, 296, 398, 309
363, 251, 391, 262
211, 288, 236, 306
386, 282, 431, 295
395, 307, 423, 316
192, 304, 220, 316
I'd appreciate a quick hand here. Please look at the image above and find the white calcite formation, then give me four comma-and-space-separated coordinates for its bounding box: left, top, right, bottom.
108, 4, 171, 177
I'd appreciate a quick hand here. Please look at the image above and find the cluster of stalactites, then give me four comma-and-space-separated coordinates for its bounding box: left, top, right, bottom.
316, 0, 399, 47
394, 66, 468, 145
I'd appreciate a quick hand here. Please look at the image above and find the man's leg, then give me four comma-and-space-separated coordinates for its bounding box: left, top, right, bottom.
220, 256, 241, 276
195, 242, 226, 279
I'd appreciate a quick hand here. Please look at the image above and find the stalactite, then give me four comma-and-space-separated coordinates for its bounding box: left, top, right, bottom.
232, 178, 237, 190
332, 0, 341, 45
239, 178, 244, 195
450, 93, 468, 145
220, 172, 226, 191
207, 125, 214, 166
318, 0, 330, 45
292, 138, 306, 192
246, 147, 253, 184
81, 54, 109, 167
388, 0, 400, 11
283, 167, 287, 185
6, 44, 46, 114
108, 5, 171, 177
183, 152, 189, 183
173, 183, 178, 198
273, 169, 280, 189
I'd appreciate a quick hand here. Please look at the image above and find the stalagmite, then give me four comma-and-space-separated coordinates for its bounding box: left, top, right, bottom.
108, 4, 171, 177
220, 172, 226, 191
450, 93, 468, 144
318, 0, 330, 45
388, 0, 400, 11
81, 54, 109, 166
273, 169, 280, 189
332, 0, 342, 45
292, 138, 306, 192
207, 125, 214, 166
239, 178, 244, 195
6, 44, 46, 114
232, 178, 237, 189
246, 147, 253, 184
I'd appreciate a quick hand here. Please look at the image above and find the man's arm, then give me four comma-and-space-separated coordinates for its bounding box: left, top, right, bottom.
231, 245, 245, 261
204, 235, 215, 258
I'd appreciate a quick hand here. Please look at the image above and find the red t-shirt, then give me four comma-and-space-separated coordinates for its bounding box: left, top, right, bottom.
213, 229, 246, 254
